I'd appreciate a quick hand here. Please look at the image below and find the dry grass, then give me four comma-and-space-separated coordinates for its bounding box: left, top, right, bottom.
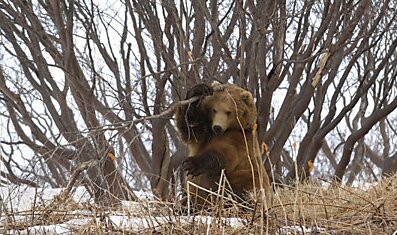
1, 175, 396, 234
271, 176, 397, 234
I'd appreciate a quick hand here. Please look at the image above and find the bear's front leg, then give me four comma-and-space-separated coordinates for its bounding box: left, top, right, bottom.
176, 84, 213, 143
182, 151, 222, 178
183, 84, 213, 123
185, 83, 213, 100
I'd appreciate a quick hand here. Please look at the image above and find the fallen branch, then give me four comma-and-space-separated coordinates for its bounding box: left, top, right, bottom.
62, 160, 96, 197
127, 83, 230, 125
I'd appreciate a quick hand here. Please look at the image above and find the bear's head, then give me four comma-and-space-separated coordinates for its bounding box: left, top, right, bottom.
202, 84, 257, 134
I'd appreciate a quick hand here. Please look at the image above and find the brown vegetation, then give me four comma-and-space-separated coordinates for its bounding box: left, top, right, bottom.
1, 176, 396, 234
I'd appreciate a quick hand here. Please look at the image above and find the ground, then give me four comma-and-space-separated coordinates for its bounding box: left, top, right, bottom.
0, 175, 396, 234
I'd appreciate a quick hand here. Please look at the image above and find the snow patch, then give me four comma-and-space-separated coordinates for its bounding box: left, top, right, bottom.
0, 186, 91, 212
278, 225, 327, 234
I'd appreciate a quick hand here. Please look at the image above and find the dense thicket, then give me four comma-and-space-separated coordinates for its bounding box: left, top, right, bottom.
1, 0, 397, 201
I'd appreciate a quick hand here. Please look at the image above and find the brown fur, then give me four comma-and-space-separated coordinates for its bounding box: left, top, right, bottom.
176, 83, 271, 208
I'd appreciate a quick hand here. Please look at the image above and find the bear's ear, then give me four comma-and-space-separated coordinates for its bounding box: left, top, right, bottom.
241, 90, 253, 105
211, 81, 221, 87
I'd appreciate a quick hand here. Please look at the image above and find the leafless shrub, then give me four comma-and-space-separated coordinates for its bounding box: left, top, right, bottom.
0, 0, 397, 204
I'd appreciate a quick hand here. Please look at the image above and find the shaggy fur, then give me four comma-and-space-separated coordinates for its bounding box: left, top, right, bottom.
176, 83, 271, 208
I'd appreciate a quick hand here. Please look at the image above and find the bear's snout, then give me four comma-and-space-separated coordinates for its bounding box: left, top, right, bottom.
212, 125, 223, 134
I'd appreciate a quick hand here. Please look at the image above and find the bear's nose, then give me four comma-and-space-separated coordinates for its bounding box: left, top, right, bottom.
213, 125, 223, 134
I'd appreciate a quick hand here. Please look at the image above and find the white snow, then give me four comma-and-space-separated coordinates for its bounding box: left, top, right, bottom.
278, 225, 326, 234
0, 186, 91, 212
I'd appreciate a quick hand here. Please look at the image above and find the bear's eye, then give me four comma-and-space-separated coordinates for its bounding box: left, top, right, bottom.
226, 111, 232, 116
212, 108, 217, 113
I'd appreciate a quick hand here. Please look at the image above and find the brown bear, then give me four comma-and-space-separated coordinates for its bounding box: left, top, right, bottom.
176, 82, 271, 208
